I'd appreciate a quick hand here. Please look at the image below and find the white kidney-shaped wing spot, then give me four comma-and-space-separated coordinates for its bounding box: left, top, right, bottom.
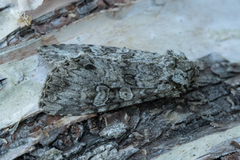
119, 87, 133, 101
93, 85, 110, 106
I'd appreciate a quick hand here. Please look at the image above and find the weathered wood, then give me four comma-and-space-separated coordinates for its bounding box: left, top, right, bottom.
0, 0, 132, 50
1, 53, 240, 160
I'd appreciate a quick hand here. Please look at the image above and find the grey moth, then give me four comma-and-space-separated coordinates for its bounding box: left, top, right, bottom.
38, 44, 199, 115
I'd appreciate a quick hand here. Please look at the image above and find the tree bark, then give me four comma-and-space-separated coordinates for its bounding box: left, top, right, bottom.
1, 53, 240, 160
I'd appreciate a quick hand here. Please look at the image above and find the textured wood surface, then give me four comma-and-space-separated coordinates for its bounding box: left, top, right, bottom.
1, 53, 240, 159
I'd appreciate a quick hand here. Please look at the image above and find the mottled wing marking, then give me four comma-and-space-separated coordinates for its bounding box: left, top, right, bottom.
39, 44, 199, 115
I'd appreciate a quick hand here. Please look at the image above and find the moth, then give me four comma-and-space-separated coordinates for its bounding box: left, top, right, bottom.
38, 44, 199, 115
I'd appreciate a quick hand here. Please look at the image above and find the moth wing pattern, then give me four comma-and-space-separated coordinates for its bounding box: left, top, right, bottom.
38, 44, 85, 65
39, 44, 199, 116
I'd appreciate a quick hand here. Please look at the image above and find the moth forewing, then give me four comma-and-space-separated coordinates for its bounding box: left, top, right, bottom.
38, 44, 199, 115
